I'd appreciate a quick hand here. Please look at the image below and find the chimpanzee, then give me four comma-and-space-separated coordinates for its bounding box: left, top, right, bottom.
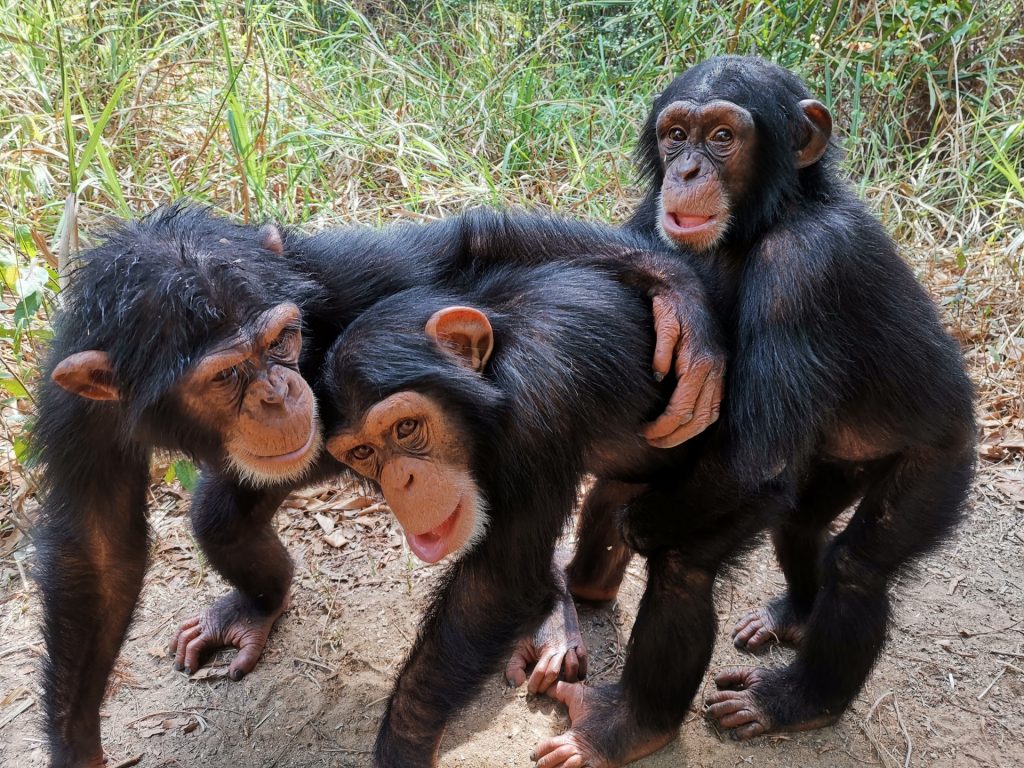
544, 54, 976, 763
323, 259, 738, 767
33, 204, 723, 768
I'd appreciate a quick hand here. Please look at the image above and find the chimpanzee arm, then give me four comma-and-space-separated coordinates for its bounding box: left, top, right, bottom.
32, 397, 151, 767
456, 211, 726, 447
727, 216, 851, 484
376, 538, 558, 767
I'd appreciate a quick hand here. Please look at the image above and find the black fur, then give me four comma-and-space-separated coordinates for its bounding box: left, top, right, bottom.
32, 205, 715, 767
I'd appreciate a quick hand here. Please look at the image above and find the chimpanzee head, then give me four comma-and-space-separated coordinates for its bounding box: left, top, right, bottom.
638, 55, 833, 252
46, 205, 323, 486
323, 289, 503, 563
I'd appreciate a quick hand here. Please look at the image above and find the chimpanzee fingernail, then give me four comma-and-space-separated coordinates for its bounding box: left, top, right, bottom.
183, 667, 192, 676
230, 669, 246, 681
173, 661, 184, 671
653, 370, 665, 382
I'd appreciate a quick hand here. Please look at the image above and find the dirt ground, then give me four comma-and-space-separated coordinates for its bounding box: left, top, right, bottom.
1, 454, 1022, 768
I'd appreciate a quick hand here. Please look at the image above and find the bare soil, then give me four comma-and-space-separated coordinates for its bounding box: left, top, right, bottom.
1, 457, 1023, 768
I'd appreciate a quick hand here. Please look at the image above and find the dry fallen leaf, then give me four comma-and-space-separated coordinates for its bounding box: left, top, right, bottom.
187, 666, 229, 681
338, 495, 376, 510
324, 530, 349, 548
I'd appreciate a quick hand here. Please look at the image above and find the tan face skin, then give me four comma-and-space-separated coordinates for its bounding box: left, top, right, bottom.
655, 99, 758, 253
179, 302, 321, 485
328, 391, 487, 564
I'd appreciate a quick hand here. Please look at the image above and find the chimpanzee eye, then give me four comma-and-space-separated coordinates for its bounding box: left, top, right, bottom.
269, 328, 297, 356
668, 127, 686, 142
212, 365, 241, 383
712, 128, 734, 143
395, 419, 419, 439
350, 445, 374, 461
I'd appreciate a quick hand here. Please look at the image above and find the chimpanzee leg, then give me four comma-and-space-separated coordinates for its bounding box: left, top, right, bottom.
376, 534, 561, 768
37, 451, 149, 768
734, 461, 864, 650
533, 497, 766, 768
565, 479, 643, 602
708, 446, 973, 738
168, 472, 293, 680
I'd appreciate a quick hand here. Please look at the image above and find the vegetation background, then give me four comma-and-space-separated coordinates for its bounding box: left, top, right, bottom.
0, 2, 1022, 767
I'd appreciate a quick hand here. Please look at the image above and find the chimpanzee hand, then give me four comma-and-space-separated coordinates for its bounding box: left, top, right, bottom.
643, 293, 725, 448
169, 589, 289, 681
505, 583, 588, 694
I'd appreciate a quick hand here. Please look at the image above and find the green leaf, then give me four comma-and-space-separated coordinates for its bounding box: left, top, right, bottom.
14, 437, 31, 465
0, 377, 29, 398
172, 459, 200, 492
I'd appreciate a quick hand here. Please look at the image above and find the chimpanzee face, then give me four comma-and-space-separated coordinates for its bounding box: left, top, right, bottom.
655, 98, 759, 253
51, 300, 322, 487
328, 390, 488, 563
650, 72, 831, 253
325, 305, 495, 564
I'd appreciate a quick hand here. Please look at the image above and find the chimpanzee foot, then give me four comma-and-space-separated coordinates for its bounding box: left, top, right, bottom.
169, 590, 289, 681
532, 682, 677, 768
705, 667, 838, 740
506, 596, 588, 694
732, 594, 807, 650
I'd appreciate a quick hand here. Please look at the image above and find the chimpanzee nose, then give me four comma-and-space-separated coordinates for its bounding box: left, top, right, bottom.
260, 370, 289, 405
679, 154, 702, 181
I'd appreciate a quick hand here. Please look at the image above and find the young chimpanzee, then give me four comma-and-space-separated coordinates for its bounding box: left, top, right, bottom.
323, 260, 730, 768
34, 205, 722, 768
553, 53, 976, 760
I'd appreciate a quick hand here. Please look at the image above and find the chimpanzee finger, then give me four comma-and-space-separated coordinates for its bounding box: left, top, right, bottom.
183, 633, 215, 675
505, 652, 529, 688
169, 616, 200, 654
172, 625, 203, 670
647, 357, 722, 447
650, 294, 683, 382
529, 651, 561, 694
562, 648, 579, 683
732, 722, 767, 740
575, 644, 588, 681
732, 610, 760, 637
534, 743, 577, 768
229, 643, 264, 681
643, 360, 713, 445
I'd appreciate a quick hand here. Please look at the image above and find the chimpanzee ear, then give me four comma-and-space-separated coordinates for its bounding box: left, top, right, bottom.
425, 306, 494, 373
51, 350, 120, 401
259, 224, 284, 255
795, 99, 832, 169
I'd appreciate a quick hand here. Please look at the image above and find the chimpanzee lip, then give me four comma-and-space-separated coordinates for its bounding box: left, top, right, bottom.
406, 500, 463, 564
245, 421, 318, 463
662, 210, 717, 235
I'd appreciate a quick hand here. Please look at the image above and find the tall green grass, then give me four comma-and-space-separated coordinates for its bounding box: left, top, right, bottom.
0, 0, 1021, 403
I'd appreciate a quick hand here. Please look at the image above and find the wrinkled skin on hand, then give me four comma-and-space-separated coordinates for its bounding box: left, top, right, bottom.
169, 590, 289, 681
644, 293, 725, 448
